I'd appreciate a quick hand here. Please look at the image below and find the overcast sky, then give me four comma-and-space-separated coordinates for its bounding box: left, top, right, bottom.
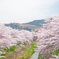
0, 0, 59, 24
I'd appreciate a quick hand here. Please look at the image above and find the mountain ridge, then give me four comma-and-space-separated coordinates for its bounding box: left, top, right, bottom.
24, 19, 45, 26
5, 19, 46, 31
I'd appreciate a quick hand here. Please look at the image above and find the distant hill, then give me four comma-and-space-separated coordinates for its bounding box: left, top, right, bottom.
24, 19, 45, 27
5, 23, 39, 31
5, 19, 46, 31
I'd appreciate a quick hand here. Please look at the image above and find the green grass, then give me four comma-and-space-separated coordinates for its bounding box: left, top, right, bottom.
0, 42, 28, 59
50, 49, 59, 56
15, 42, 37, 59
30, 42, 37, 48
3, 46, 16, 53
1, 46, 17, 56
17, 43, 20, 46
1, 53, 7, 56
15, 56, 18, 59
24, 42, 27, 45
38, 53, 43, 59
1, 42, 36, 59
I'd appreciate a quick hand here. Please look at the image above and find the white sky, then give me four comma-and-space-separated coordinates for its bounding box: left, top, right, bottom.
0, 0, 59, 24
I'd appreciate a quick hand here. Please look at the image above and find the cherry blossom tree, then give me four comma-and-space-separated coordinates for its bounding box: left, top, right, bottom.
0, 24, 33, 49
36, 14, 59, 59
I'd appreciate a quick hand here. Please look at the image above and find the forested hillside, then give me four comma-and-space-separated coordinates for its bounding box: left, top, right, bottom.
5, 23, 39, 31
5, 19, 46, 31
24, 19, 45, 26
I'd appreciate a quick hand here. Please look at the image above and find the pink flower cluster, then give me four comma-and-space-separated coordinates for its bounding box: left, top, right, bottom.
0, 24, 33, 49
36, 14, 59, 53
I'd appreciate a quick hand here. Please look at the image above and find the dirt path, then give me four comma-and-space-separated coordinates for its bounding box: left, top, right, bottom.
2, 43, 30, 59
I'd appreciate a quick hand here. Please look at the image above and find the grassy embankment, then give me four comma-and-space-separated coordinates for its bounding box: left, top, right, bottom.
50, 49, 59, 56
0, 46, 18, 59
0, 42, 36, 59
0, 42, 25, 59
15, 42, 37, 59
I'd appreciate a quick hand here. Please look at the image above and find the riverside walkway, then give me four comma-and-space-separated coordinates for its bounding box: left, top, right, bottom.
30, 48, 40, 59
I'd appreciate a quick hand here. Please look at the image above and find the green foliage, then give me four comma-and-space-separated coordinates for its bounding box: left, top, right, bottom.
1, 53, 7, 56
17, 43, 20, 46
3, 46, 16, 53
21, 57, 24, 59
4, 48, 11, 53
1, 44, 22, 58
24, 42, 27, 45
26, 41, 28, 43
15, 56, 18, 59
24, 47, 35, 56
50, 49, 59, 56
39, 54, 42, 57
10, 46, 16, 51
16, 42, 37, 59
38, 53, 43, 59
30, 42, 37, 48
1, 46, 17, 56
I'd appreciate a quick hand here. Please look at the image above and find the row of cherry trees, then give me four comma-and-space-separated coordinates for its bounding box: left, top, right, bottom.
35, 14, 59, 55
0, 23, 33, 49
0, 13, 59, 59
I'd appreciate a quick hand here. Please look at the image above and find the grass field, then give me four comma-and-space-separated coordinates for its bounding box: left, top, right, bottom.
15, 42, 37, 59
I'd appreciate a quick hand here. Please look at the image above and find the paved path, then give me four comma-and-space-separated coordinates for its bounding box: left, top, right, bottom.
30, 48, 40, 59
